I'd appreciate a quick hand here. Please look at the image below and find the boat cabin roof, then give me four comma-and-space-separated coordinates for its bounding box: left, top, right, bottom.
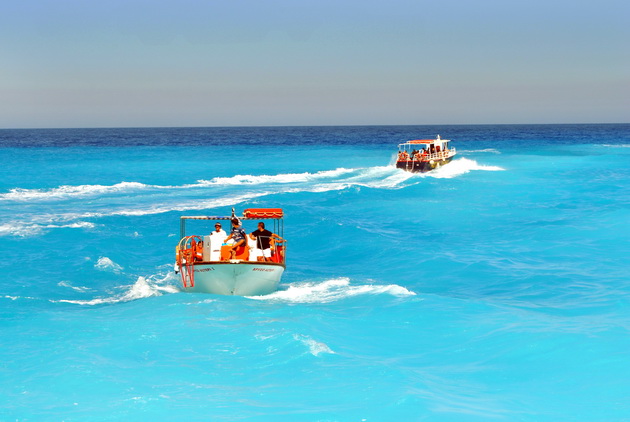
181, 208, 284, 221
407, 139, 437, 144
398, 136, 450, 148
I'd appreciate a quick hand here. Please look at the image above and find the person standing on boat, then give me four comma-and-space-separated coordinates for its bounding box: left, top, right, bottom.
225, 218, 248, 259
249, 222, 284, 262
209, 222, 227, 261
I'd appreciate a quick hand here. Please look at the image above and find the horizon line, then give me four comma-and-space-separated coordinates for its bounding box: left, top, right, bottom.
1, 122, 629, 131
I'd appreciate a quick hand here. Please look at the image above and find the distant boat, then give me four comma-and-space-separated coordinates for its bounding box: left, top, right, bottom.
395, 135, 457, 172
175, 208, 286, 296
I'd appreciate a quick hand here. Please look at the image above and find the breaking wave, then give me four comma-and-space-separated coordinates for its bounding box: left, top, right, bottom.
294, 334, 335, 356
0, 221, 96, 237
57, 281, 93, 293
0, 192, 263, 238
54, 273, 180, 306
459, 148, 501, 154
426, 157, 504, 179
2, 295, 38, 301
0, 182, 151, 202
248, 277, 416, 303
198, 167, 356, 186
95, 257, 124, 273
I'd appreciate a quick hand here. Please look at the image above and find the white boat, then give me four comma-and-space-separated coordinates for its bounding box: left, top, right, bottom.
175, 208, 286, 296
396, 135, 457, 172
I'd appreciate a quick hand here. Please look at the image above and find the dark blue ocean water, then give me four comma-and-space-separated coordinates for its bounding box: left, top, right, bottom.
1, 124, 629, 421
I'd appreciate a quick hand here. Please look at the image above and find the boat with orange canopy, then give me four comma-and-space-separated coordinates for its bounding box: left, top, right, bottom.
175, 208, 286, 295
395, 135, 457, 172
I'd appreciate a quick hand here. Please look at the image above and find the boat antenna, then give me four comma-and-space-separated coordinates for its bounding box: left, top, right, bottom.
230, 207, 241, 225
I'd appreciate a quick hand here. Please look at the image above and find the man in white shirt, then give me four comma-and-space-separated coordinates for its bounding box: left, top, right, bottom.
209, 222, 227, 261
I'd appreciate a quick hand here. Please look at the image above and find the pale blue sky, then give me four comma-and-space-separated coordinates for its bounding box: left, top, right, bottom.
1, 0, 628, 128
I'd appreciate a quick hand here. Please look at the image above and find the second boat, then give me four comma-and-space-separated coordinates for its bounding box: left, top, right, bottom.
395, 135, 457, 173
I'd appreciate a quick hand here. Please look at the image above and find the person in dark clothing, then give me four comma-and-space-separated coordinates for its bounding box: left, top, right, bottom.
249, 222, 284, 262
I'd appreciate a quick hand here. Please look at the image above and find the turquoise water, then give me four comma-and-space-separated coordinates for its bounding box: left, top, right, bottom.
1, 124, 629, 421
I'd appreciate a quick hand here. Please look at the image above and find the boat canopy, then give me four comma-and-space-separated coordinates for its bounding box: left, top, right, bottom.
244, 208, 283, 219
179, 208, 284, 239
180, 208, 284, 221
407, 139, 436, 144
398, 135, 450, 150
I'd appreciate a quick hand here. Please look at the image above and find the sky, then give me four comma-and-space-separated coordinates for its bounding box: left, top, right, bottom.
1, 0, 629, 128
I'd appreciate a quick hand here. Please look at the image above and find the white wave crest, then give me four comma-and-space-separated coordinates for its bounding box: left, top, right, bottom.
248, 277, 415, 303
360, 167, 417, 188
459, 148, 501, 154
0, 221, 95, 237
0, 169, 358, 203
282, 166, 418, 194
58, 281, 92, 292
0, 182, 150, 202
55, 273, 180, 306
104, 191, 267, 217
426, 157, 504, 179
198, 168, 356, 186
0, 190, 264, 238
2, 295, 37, 301
294, 334, 335, 356
95, 257, 124, 273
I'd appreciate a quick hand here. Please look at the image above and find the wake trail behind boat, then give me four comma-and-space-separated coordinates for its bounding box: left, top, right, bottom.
0, 162, 501, 237
0, 168, 360, 202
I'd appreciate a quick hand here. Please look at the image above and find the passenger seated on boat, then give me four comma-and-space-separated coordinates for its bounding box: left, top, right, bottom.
399, 151, 409, 160
224, 218, 248, 260
194, 240, 204, 262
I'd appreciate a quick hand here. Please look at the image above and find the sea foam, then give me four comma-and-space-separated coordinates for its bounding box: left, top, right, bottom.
294, 334, 336, 356
0, 182, 150, 202
94, 257, 124, 273
427, 157, 504, 179
0, 221, 96, 237
248, 277, 416, 303
55, 273, 180, 306
0, 162, 500, 238
198, 167, 356, 186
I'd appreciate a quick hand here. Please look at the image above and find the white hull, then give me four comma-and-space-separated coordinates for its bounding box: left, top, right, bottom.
180, 262, 284, 296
